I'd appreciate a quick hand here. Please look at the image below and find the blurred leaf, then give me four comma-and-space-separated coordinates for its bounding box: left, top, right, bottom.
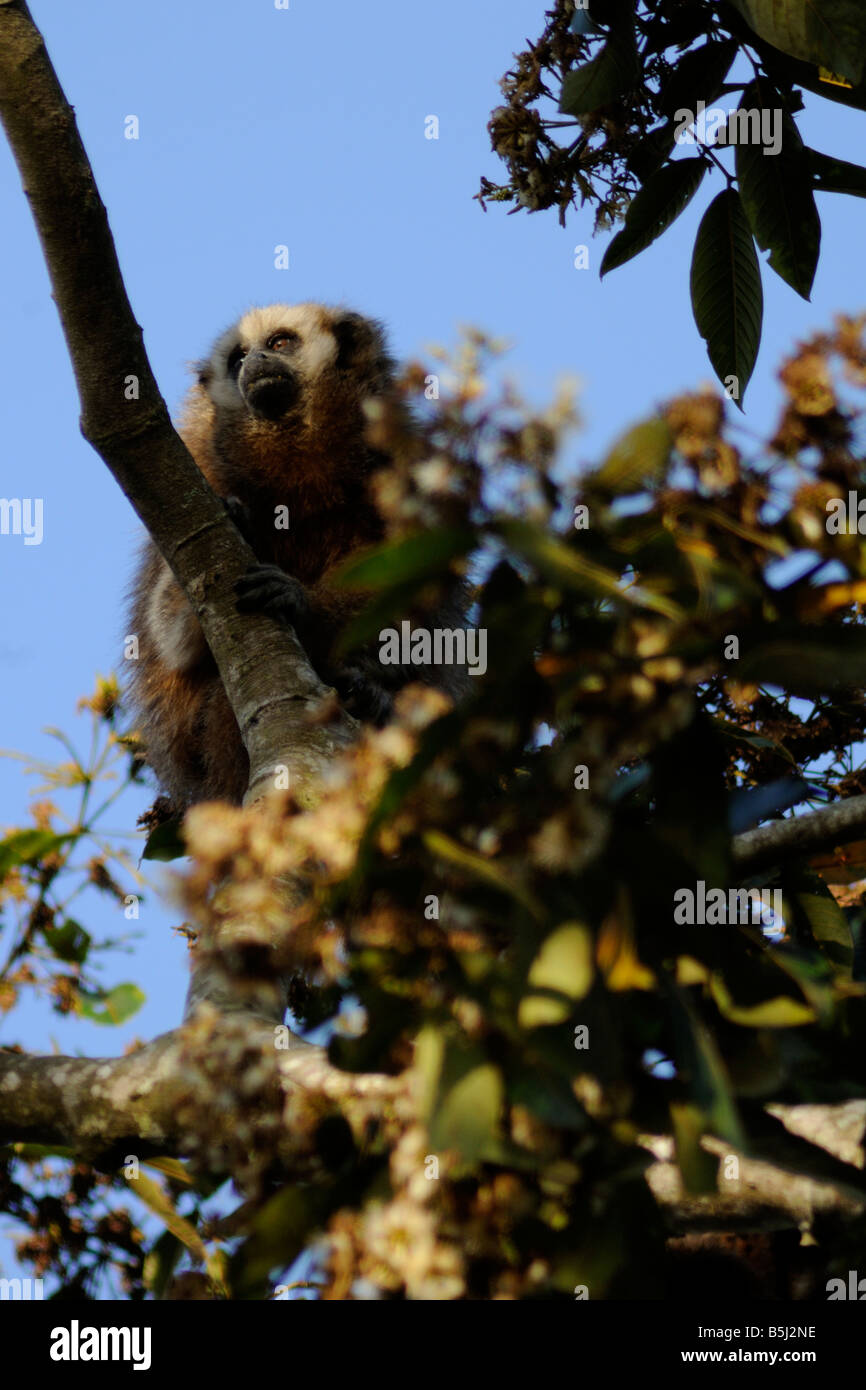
690, 189, 763, 404
0, 829, 72, 879
429, 1060, 506, 1165
601, 161, 706, 275
414, 1025, 447, 1120
591, 417, 673, 491
143, 1229, 184, 1301
423, 829, 543, 919
126, 1171, 211, 1268
738, 624, 866, 693
43, 918, 91, 965
497, 519, 682, 618
597, 912, 656, 991
230, 1183, 344, 1299
79, 982, 145, 1026
668, 986, 745, 1148
710, 976, 816, 1027
520, 923, 594, 1028
333, 527, 475, 591
782, 866, 854, 974
143, 1157, 195, 1186
670, 1102, 719, 1193
345, 708, 463, 889
6, 1142, 74, 1160
510, 1068, 588, 1129
809, 839, 866, 884
762, 948, 837, 1026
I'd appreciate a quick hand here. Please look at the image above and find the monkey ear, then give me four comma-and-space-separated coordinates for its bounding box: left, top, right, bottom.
333, 312, 370, 371
196, 357, 214, 388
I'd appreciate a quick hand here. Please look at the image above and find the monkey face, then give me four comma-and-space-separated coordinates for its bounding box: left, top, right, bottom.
235, 341, 302, 421
199, 303, 393, 427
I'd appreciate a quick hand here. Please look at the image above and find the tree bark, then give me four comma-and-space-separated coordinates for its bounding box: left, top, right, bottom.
0, 0, 358, 1022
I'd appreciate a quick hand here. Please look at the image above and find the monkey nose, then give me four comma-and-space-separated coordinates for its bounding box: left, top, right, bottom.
242, 357, 301, 420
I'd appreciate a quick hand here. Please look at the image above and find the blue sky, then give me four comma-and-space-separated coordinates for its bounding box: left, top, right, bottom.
1, 0, 865, 1062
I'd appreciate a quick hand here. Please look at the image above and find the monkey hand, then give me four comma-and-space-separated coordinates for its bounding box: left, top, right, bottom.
235, 564, 313, 635
336, 665, 396, 726
222, 494, 256, 546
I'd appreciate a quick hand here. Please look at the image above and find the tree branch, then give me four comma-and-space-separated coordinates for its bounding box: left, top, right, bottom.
732, 794, 866, 876
0, 1021, 397, 1173
0, 0, 358, 1019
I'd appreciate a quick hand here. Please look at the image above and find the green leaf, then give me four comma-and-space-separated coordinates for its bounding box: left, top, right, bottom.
423, 829, 544, 920
669, 986, 745, 1149
44, 918, 91, 965
710, 976, 816, 1028
727, 0, 866, 86
690, 189, 763, 406
127, 1171, 210, 1267
601, 159, 706, 275
0, 829, 72, 880
333, 526, 475, 591
738, 624, 866, 694
807, 147, 866, 197
142, 819, 186, 862
592, 417, 673, 491
509, 1069, 588, 1129
419, 1032, 511, 1166
734, 81, 820, 299
519, 922, 594, 1028
784, 872, 854, 974
528, 923, 594, 998
79, 982, 145, 1026
670, 1102, 719, 1194
713, 719, 795, 762
626, 121, 677, 180
496, 519, 683, 618
559, 31, 639, 115
230, 1183, 338, 1299
658, 38, 739, 117
429, 1061, 505, 1165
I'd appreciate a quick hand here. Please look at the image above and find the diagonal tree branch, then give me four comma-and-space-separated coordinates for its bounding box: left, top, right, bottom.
732, 793, 866, 876
0, 0, 358, 1021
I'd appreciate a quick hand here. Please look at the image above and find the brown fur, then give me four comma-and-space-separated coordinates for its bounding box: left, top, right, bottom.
127, 303, 465, 808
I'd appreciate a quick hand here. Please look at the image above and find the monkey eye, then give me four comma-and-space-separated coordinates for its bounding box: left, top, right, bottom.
267, 330, 301, 352
227, 346, 247, 378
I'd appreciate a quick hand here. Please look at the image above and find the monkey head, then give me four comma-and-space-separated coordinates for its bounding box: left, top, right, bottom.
194, 301, 394, 453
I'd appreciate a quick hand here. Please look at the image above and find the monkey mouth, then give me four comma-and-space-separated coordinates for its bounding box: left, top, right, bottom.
243, 370, 301, 421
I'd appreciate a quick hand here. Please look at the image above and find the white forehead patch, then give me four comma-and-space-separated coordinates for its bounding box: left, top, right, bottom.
235, 303, 338, 380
